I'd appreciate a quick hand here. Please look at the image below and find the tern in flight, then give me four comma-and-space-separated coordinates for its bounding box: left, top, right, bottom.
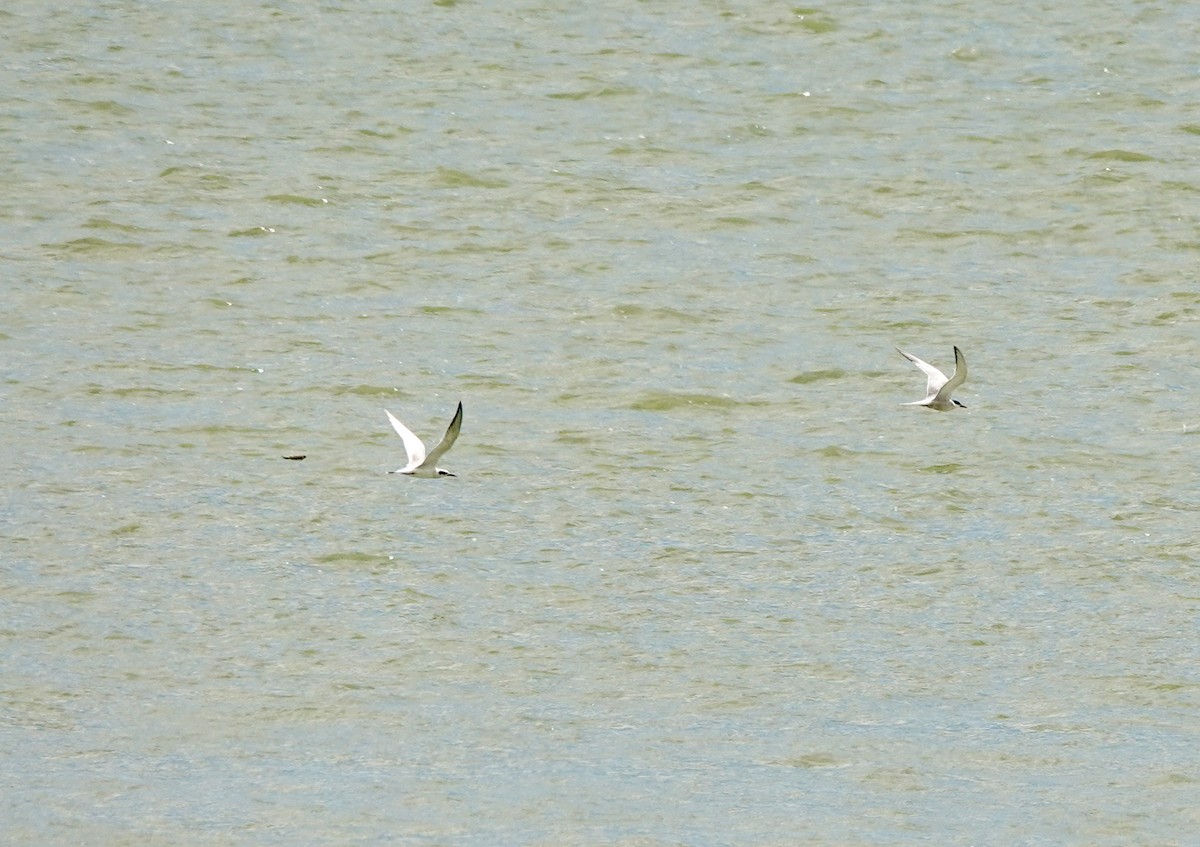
385, 402, 463, 476
896, 346, 967, 411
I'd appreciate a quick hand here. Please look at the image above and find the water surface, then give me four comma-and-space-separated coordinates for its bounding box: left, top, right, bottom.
3, 1, 1197, 844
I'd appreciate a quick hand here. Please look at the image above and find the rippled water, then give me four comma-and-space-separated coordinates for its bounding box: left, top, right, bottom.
3, 1, 1197, 844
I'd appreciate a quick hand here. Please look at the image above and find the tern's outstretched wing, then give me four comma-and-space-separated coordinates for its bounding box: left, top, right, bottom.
933, 346, 967, 404
385, 409, 427, 472
896, 347, 949, 401
422, 402, 463, 469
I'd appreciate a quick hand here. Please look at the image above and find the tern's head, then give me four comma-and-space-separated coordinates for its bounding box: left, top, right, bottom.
437, 469, 456, 477
953, 399, 966, 408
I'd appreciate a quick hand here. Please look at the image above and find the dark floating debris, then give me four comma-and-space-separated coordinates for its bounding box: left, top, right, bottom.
282, 454, 307, 460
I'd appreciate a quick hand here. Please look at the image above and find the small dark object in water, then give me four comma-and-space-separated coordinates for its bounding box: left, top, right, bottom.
282, 454, 306, 460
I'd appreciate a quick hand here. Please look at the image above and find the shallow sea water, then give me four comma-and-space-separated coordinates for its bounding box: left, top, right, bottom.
2, 1, 1198, 844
